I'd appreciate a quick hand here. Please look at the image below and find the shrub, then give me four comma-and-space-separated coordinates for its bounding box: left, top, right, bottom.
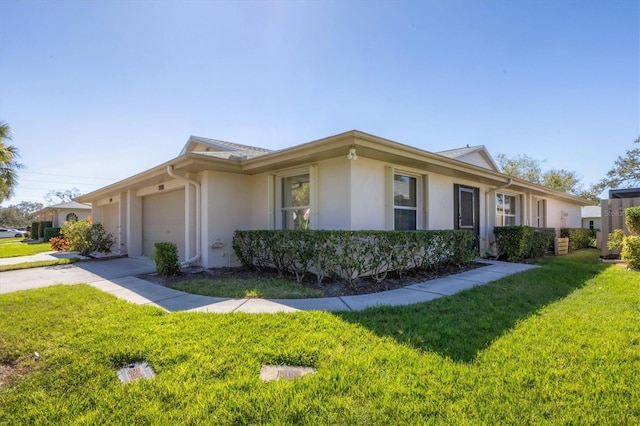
60, 218, 115, 257
50, 236, 70, 252
625, 206, 640, 236
31, 222, 39, 239
621, 236, 640, 269
232, 230, 476, 286
493, 226, 554, 262
528, 230, 555, 258
43, 227, 60, 241
560, 228, 595, 251
153, 242, 181, 276
607, 229, 625, 253
38, 221, 52, 238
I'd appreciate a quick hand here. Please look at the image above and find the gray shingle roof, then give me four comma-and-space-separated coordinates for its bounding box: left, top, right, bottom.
184, 136, 273, 159
436, 145, 485, 159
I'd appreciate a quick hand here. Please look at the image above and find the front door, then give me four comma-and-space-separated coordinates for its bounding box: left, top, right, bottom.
454, 184, 480, 249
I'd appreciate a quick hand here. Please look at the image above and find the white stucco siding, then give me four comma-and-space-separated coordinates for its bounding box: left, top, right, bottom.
545, 200, 581, 229
101, 203, 120, 243
248, 173, 271, 230
349, 158, 386, 230
202, 171, 252, 268
427, 174, 456, 230
317, 158, 351, 230
142, 189, 185, 260
54, 209, 91, 227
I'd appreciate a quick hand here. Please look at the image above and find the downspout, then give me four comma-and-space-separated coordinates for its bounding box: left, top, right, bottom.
167, 165, 201, 266
485, 178, 513, 255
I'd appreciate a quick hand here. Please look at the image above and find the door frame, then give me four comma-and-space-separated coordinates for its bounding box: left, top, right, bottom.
454, 184, 480, 249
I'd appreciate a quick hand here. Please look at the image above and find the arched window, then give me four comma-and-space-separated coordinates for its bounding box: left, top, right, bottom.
66, 213, 78, 222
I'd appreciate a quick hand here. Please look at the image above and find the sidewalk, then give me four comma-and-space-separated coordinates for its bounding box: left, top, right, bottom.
0, 255, 536, 313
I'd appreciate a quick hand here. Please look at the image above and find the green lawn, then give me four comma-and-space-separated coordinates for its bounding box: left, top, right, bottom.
0, 250, 638, 424
0, 240, 52, 258
0, 258, 78, 272
170, 277, 324, 299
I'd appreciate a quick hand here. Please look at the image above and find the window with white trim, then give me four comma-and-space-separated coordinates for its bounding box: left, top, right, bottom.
496, 192, 517, 226
394, 173, 417, 230
281, 173, 310, 230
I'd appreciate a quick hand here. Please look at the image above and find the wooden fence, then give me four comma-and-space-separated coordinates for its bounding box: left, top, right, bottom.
601, 197, 640, 256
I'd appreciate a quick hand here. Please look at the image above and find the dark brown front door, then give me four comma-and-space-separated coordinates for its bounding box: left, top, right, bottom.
454, 184, 480, 249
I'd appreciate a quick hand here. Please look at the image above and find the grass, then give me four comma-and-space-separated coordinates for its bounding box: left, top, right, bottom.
0, 240, 52, 258
0, 249, 638, 424
170, 277, 324, 299
0, 258, 79, 272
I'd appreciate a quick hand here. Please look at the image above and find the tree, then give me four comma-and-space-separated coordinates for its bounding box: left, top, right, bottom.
496, 153, 585, 195
44, 187, 83, 204
0, 122, 24, 203
495, 154, 543, 184
0, 201, 43, 227
591, 137, 640, 194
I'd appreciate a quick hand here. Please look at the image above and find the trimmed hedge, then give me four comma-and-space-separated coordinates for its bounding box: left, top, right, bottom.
43, 227, 61, 241
31, 222, 40, 239
625, 206, 640, 236
232, 230, 477, 286
493, 226, 555, 262
621, 235, 640, 269
38, 221, 53, 238
561, 228, 597, 251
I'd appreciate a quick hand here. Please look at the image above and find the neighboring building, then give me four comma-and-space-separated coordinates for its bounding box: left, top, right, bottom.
33, 201, 92, 227
78, 130, 592, 266
601, 188, 640, 257
581, 205, 601, 230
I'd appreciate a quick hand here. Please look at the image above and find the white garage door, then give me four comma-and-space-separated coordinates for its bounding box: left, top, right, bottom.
142, 189, 185, 260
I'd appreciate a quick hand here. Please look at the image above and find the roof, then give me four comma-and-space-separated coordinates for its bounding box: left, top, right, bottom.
436, 145, 500, 171
78, 130, 593, 206
33, 201, 92, 217
180, 136, 273, 159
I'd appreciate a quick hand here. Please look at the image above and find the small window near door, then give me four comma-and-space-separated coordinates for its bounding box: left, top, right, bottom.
281, 173, 310, 230
589, 220, 594, 230
66, 213, 78, 222
394, 174, 417, 230
496, 193, 517, 226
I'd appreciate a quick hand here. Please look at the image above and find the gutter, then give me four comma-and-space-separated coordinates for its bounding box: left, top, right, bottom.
167, 165, 201, 266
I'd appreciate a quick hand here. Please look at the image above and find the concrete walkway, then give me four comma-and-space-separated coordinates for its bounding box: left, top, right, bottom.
0, 256, 536, 313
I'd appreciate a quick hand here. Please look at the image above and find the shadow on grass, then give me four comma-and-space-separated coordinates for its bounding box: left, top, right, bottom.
336, 250, 609, 363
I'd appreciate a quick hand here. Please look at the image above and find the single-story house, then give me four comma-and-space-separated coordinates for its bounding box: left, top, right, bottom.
581, 205, 601, 231
33, 201, 92, 227
78, 130, 592, 267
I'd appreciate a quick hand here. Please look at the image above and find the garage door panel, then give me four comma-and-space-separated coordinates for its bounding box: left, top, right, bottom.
143, 189, 185, 260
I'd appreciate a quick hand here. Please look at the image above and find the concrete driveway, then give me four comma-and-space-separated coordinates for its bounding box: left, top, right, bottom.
0, 257, 157, 294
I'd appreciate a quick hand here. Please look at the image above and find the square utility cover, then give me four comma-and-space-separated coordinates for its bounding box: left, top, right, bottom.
116, 361, 156, 383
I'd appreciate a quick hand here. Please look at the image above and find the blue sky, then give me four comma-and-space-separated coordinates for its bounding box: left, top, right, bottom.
1, 0, 638, 206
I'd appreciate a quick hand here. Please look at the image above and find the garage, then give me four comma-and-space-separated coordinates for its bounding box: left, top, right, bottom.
142, 189, 185, 260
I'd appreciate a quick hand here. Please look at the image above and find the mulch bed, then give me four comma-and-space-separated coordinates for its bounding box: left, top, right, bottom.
138, 262, 488, 297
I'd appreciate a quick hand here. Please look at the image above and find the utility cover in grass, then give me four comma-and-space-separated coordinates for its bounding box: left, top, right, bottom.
260, 365, 317, 382
116, 361, 156, 383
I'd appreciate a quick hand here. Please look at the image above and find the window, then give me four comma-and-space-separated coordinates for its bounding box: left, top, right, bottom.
589, 220, 594, 230
281, 173, 310, 230
66, 213, 78, 222
496, 193, 517, 226
394, 174, 417, 230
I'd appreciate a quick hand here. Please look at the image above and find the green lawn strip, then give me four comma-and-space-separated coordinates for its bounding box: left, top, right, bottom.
169, 277, 324, 299
0, 258, 79, 272
0, 241, 52, 258
0, 250, 638, 424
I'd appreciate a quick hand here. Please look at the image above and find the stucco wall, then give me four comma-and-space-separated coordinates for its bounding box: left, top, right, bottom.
317, 157, 352, 229
546, 199, 581, 229
349, 157, 386, 230
201, 171, 252, 268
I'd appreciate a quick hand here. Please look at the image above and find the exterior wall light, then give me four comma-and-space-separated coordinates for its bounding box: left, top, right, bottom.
347, 147, 358, 161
